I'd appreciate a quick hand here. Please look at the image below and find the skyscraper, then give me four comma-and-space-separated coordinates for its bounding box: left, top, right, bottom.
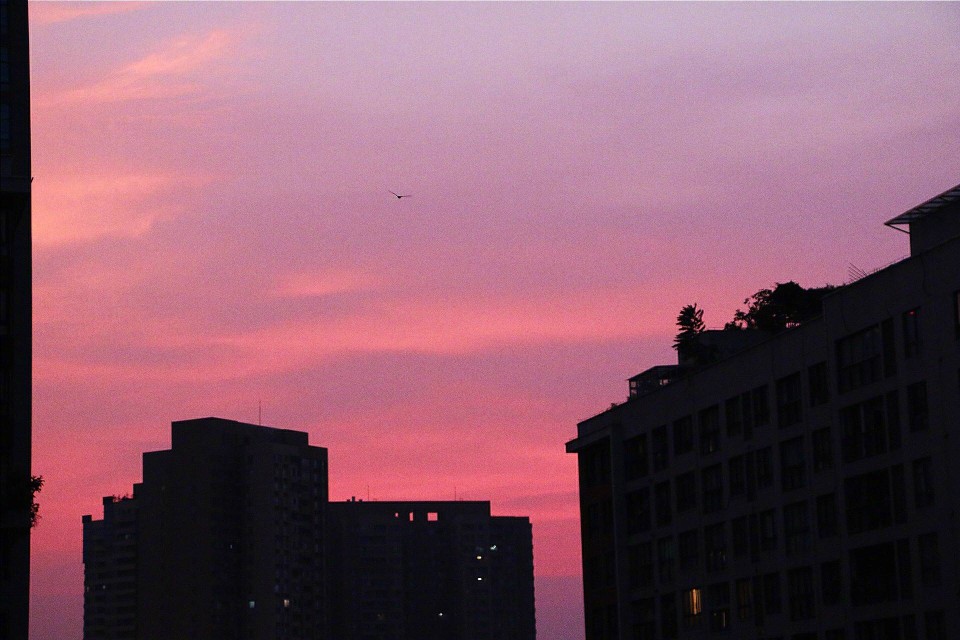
82, 418, 537, 640
567, 183, 960, 639
83, 418, 330, 640
0, 0, 32, 637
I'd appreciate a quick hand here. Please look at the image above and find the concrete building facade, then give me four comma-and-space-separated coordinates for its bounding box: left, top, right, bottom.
566, 184, 960, 640
0, 0, 32, 636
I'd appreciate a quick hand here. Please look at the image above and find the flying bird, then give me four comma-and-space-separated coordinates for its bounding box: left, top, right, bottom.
388, 190, 412, 199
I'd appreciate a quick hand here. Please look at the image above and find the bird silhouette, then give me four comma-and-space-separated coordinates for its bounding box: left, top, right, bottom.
388, 190, 412, 199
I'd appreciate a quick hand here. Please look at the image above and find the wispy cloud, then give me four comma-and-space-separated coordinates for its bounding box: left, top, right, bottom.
33, 171, 214, 245
30, 2, 148, 26
273, 268, 380, 299
39, 29, 239, 107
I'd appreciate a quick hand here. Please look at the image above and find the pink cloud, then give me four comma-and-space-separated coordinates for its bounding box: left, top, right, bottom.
38, 28, 241, 108
29, 2, 148, 26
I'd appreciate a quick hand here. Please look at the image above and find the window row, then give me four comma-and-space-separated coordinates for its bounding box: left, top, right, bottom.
622, 381, 931, 488
626, 539, 944, 639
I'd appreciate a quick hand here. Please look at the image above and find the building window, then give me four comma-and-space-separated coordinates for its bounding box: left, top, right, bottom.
752, 385, 770, 428
704, 523, 727, 572
578, 441, 610, 488
780, 437, 806, 492
728, 455, 746, 497
628, 542, 653, 588
902, 615, 917, 640
845, 469, 894, 535
735, 578, 753, 622
755, 447, 774, 490
836, 321, 896, 393
893, 464, 907, 524
631, 598, 655, 640
787, 566, 815, 621
918, 533, 940, 587
584, 500, 613, 542
661, 593, 678, 640
763, 572, 782, 615
0, 103, 9, 152
652, 425, 669, 472
654, 481, 672, 527
816, 493, 839, 538
658, 537, 676, 585
855, 619, 905, 640
903, 308, 921, 357
812, 427, 833, 471
672, 416, 693, 456
625, 488, 651, 535
708, 582, 730, 632
808, 361, 830, 406
850, 542, 906, 606
840, 393, 900, 463
732, 516, 749, 558
783, 501, 810, 555
913, 458, 934, 508
906, 381, 929, 432
821, 560, 843, 605
623, 434, 649, 481
675, 471, 697, 513
678, 529, 700, 572
681, 588, 702, 628
955, 290, 960, 337
725, 396, 743, 437
776, 372, 803, 428
925, 610, 946, 640
754, 509, 778, 553
699, 405, 721, 455
701, 464, 724, 514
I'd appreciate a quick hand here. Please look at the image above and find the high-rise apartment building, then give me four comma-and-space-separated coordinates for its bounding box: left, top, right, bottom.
83, 418, 330, 640
83, 418, 537, 640
327, 500, 535, 640
0, 0, 32, 637
567, 184, 960, 640
83, 496, 138, 639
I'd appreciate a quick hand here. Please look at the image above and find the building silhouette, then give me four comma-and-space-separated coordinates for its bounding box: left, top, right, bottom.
567, 183, 960, 639
327, 500, 535, 640
83, 496, 138, 638
82, 417, 536, 640
0, 0, 32, 637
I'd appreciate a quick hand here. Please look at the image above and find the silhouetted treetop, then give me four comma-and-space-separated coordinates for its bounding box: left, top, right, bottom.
673, 303, 705, 352
725, 281, 835, 332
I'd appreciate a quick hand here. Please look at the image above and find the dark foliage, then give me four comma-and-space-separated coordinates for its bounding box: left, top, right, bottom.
673, 303, 705, 352
30, 475, 43, 528
725, 281, 835, 332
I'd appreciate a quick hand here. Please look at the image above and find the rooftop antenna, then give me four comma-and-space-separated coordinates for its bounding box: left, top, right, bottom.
847, 263, 868, 282
258, 400, 262, 426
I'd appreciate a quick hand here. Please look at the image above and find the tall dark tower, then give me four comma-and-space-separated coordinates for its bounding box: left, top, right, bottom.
0, 0, 33, 637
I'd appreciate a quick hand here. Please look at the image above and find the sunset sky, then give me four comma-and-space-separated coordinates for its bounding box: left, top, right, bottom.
27, 3, 960, 638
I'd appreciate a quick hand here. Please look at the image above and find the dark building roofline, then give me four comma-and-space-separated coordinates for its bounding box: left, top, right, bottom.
885, 182, 960, 232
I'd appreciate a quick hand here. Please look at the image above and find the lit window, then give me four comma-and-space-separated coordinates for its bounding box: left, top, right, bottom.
682, 588, 702, 627
248, 600, 255, 609
428, 512, 439, 522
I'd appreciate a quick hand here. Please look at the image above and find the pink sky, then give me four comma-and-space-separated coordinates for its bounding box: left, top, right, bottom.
27, 3, 960, 638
